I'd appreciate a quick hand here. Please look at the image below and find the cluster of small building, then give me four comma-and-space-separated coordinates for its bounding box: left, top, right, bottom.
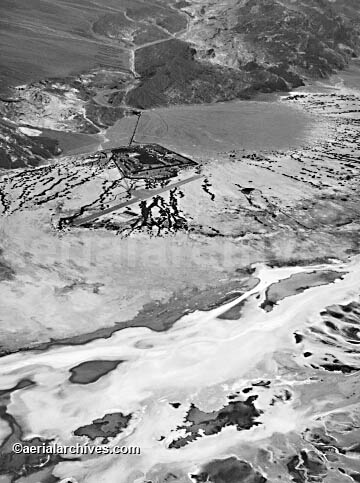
88, 143, 197, 180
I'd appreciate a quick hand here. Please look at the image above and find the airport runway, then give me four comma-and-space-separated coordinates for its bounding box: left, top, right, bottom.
72, 174, 203, 226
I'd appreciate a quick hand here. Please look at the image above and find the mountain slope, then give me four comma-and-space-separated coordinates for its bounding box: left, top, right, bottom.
128, 0, 360, 108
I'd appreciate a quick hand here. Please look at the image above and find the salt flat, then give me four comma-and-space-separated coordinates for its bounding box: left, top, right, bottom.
0, 257, 359, 482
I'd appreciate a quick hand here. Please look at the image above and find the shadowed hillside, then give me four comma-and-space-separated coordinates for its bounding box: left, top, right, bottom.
127, 0, 360, 108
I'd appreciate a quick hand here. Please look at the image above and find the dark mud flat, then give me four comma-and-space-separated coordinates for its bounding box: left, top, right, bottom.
217, 299, 247, 320
299, 299, 360, 373
0, 276, 258, 357
0, 432, 60, 482
74, 412, 132, 443
69, 359, 124, 384
320, 301, 360, 347
261, 270, 344, 312
0, 379, 34, 397
287, 450, 327, 483
192, 457, 267, 483
302, 422, 360, 483
0, 380, 61, 481
237, 380, 271, 397
169, 397, 261, 448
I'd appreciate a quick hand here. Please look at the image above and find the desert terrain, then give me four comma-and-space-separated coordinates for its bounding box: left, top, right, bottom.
0, 1, 360, 483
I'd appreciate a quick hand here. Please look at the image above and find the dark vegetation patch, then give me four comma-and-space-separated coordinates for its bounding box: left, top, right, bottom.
261, 271, 344, 312
74, 412, 132, 443
201, 178, 215, 201
69, 359, 124, 384
169, 396, 261, 448
118, 189, 189, 236
191, 457, 267, 483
